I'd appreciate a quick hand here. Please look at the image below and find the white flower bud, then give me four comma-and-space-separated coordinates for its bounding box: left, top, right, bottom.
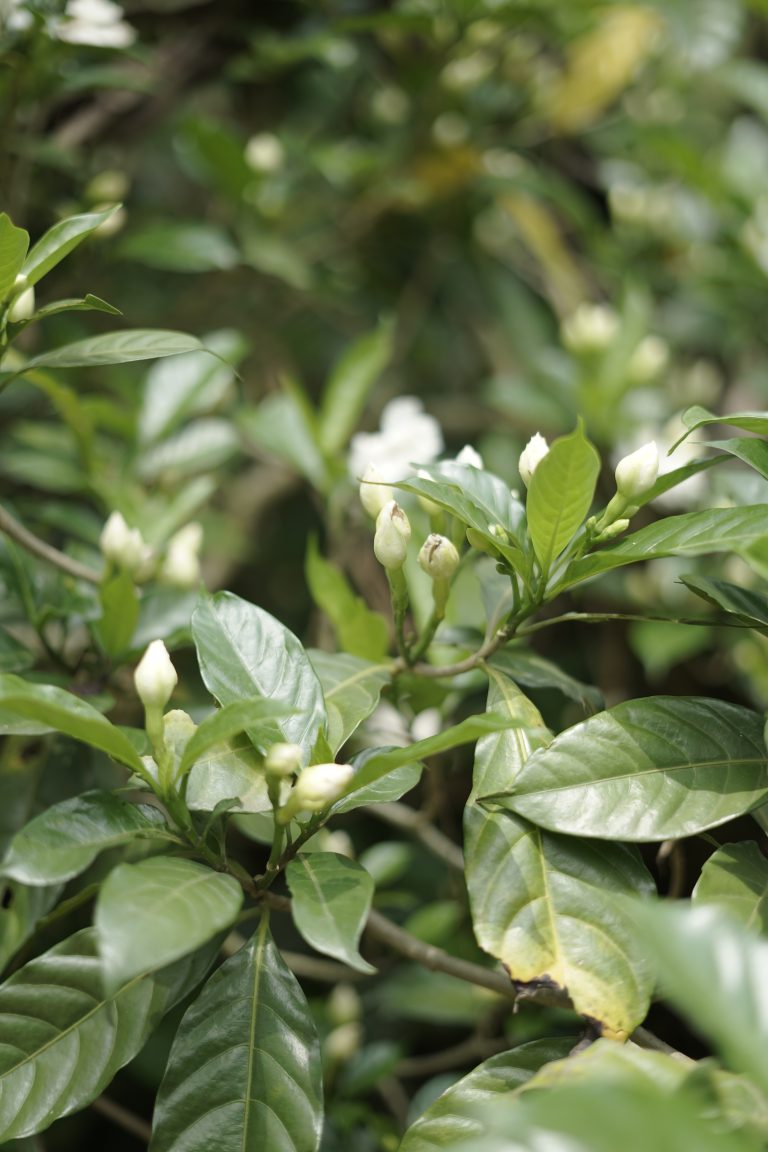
561, 303, 619, 353
628, 335, 669, 383
373, 500, 411, 571
8, 279, 35, 322
518, 433, 549, 488
416, 469, 442, 518
455, 444, 483, 468
324, 1022, 362, 1063
100, 511, 152, 575
359, 462, 393, 519
291, 762, 355, 811
134, 640, 178, 711
615, 441, 659, 500
418, 533, 460, 581
265, 742, 302, 779
161, 522, 203, 588
245, 132, 285, 173
327, 982, 362, 1026
162, 709, 197, 775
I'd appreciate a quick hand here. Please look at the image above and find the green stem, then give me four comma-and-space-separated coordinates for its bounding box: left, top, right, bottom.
387, 566, 410, 658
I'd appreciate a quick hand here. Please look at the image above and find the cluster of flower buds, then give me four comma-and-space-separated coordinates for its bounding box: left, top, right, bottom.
100, 511, 154, 579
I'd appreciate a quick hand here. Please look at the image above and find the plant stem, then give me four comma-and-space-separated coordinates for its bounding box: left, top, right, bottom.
91, 1094, 152, 1144
0, 503, 101, 584
387, 567, 410, 658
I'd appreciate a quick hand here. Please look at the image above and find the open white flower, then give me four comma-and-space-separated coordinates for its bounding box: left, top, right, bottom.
349, 397, 443, 483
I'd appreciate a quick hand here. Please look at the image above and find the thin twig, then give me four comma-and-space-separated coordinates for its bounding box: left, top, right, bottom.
396, 1034, 508, 1077
91, 1095, 152, 1144
400, 626, 514, 680
0, 504, 101, 584
369, 801, 464, 872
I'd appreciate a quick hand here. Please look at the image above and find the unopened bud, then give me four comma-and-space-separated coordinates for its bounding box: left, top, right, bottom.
265, 742, 302, 779
8, 279, 34, 322
628, 335, 669, 383
615, 441, 659, 501
561, 303, 619, 353
596, 518, 630, 542
328, 982, 362, 1026
518, 433, 549, 488
374, 501, 411, 570
134, 640, 178, 711
455, 444, 483, 468
100, 511, 152, 576
418, 533, 460, 581
359, 462, 393, 519
161, 522, 203, 588
416, 470, 442, 518
324, 1022, 362, 1063
291, 762, 355, 812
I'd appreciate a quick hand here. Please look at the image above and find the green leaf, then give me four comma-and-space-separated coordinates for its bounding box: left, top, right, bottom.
490, 696, 768, 841
305, 539, 389, 661
337, 712, 523, 801
636, 902, 768, 1096
286, 852, 375, 973
178, 698, 290, 779
0, 215, 29, 302
1, 790, 169, 885
465, 674, 652, 1037
566, 506, 768, 588
693, 842, 768, 934
0, 675, 144, 773
526, 423, 600, 574
185, 735, 273, 813
308, 650, 391, 756
489, 648, 603, 714
673, 405, 768, 449
95, 857, 243, 989
95, 568, 140, 657
704, 437, 768, 480
680, 575, 768, 629
331, 749, 422, 814
119, 221, 240, 272
637, 455, 725, 508
20, 207, 119, 288
0, 882, 62, 973
239, 390, 328, 490
398, 1040, 575, 1152
192, 591, 327, 762
149, 918, 323, 1152
0, 927, 216, 1141
318, 320, 393, 455
24, 293, 122, 321
18, 330, 208, 372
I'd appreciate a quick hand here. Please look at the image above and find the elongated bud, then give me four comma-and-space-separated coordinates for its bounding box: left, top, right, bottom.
615, 441, 659, 501
100, 511, 152, 575
161, 522, 203, 587
455, 444, 483, 468
265, 742, 302, 780
418, 533, 460, 581
518, 433, 549, 488
359, 462, 393, 519
8, 279, 34, 322
291, 762, 355, 812
596, 517, 630, 542
134, 640, 178, 710
374, 500, 411, 570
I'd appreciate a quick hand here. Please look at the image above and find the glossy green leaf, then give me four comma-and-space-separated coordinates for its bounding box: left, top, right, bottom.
565, 506, 768, 587
703, 437, 768, 480
286, 852, 375, 973
1, 790, 169, 886
637, 455, 724, 508
693, 842, 768, 934
492, 696, 768, 841
520, 1037, 689, 1095
0, 215, 29, 302
178, 697, 290, 778
21, 207, 119, 287
18, 330, 207, 373
192, 591, 327, 761
150, 919, 323, 1152
0, 928, 216, 1141
185, 735, 273, 813
305, 539, 389, 661
680, 575, 768, 629
0, 882, 62, 973
95, 857, 243, 990
637, 902, 768, 1096
137, 418, 240, 482
318, 319, 393, 455
489, 648, 603, 714
673, 405, 768, 449
95, 568, 140, 657
526, 423, 600, 574
26, 294, 122, 321
465, 673, 652, 1037
119, 221, 240, 272
308, 650, 391, 755
331, 749, 422, 814
0, 675, 144, 772
398, 1039, 574, 1152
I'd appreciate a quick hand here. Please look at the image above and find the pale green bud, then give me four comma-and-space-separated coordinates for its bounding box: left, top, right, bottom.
327, 982, 362, 1026
374, 500, 411, 570
134, 640, 178, 710
466, 527, 496, 555
359, 462, 393, 519
597, 518, 630, 541
324, 1022, 362, 1063
291, 762, 355, 811
561, 303, 619, 353
244, 132, 285, 173
615, 441, 659, 501
100, 511, 153, 575
8, 277, 34, 322
161, 522, 203, 588
418, 533, 460, 581
265, 742, 302, 779
518, 433, 549, 488
628, 335, 669, 383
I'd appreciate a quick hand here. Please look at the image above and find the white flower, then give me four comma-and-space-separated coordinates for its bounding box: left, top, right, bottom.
134, 640, 178, 710
373, 500, 411, 570
245, 133, 285, 173
615, 441, 659, 500
455, 444, 483, 468
8, 279, 34, 322
518, 433, 549, 488
561, 304, 619, 353
348, 396, 443, 483
3, 0, 32, 31
53, 0, 136, 47
100, 511, 152, 575
292, 762, 355, 811
161, 522, 203, 588
418, 534, 460, 581
359, 462, 393, 519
